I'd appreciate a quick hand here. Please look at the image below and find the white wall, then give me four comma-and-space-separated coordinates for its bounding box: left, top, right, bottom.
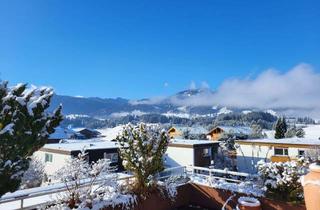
34, 150, 71, 176
236, 144, 270, 173
236, 143, 309, 173
165, 147, 194, 167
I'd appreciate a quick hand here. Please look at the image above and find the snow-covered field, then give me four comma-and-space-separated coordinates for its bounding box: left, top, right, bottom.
302, 124, 320, 139
263, 124, 320, 140
97, 125, 124, 141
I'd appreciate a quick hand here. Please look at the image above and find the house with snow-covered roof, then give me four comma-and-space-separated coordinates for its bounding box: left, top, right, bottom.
47, 127, 77, 143
168, 126, 208, 139
206, 126, 252, 141
73, 128, 102, 139
165, 139, 219, 168
34, 140, 124, 176
235, 137, 320, 173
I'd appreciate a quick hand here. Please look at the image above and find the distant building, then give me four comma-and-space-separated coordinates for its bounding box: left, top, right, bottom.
47, 127, 77, 143
165, 139, 219, 168
73, 128, 102, 139
168, 126, 208, 139
34, 140, 123, 176
236, 138, 320, 173
207, 126, 252, 141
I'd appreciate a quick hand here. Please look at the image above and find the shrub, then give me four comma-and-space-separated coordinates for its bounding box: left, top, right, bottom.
49, 150, 135, 209
116, 123, 170, 197
20, 157, 44, 189
256, 159, 309, 203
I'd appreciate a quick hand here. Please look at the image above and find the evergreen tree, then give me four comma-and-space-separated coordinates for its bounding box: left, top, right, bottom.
0, 82, 63, 195
183, 128, 190, 139
274, 117, 287, 139
295, 127, 305, 138
116, 123, 169, 195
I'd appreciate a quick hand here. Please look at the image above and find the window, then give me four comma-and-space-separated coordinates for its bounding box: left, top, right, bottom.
45, 153, 53, 162
274, 148, 288, 156
104, 153, 119, 163
298, 150, 305, 157
203, 148, 211, 157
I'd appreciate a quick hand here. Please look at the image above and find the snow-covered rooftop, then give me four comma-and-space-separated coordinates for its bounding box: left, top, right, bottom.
42, 140, 121, 152
97, 125, 124, 141
214, 126, 252, 135
170, 139, 218, 145
49, 127, 76, 139
236, 137, 320, 146
170, 125, 208, 135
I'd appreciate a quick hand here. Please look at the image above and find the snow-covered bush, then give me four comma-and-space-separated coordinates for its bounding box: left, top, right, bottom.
256, 159, 309, 202
49, 150, 135, 209
304, 147, 320, 165
20, 157, 44, 189
116, 123, 170, 197
158, 176, 180, 201
0, 82, 62, 196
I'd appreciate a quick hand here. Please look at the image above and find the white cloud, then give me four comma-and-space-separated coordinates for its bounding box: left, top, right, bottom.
110, 110, 147, 118
189, 81, 196, 89
201, 81, 210, 89
130, 63, 320, 117
129, 96, 167, 105
169, 63, 320, 117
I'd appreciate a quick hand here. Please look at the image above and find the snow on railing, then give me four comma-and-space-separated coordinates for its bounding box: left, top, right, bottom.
0, 174, 134, 210
0, 166, 258, 210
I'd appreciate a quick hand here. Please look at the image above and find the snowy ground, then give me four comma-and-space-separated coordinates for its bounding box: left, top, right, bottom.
302, 124, 320, 139
97, 125, 124, 141
263, 124, 320, 140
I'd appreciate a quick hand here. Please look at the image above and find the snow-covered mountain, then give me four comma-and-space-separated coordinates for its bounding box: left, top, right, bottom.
50, 89, 285, 120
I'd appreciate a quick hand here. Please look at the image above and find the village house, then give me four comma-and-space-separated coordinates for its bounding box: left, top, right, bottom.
165, 139, 219, 168
206, 126, 252, 141
33, 140, 123, 176
168, 126, 208, 139
236, 138, 320, 173
47, 127, 77, 143
73, 128, 102, 139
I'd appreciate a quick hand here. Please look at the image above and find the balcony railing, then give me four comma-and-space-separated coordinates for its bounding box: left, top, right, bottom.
0, 166, 257, 210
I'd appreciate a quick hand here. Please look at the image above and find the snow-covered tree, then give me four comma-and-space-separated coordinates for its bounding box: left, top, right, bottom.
274, 117, 287, 139
215, 134, 237, 170
295, 127, 305, 138
182, 128, 190, 139
20, 157, 44, 189
285, 125, 297, 138
116, 123, 169, 196
250, 123, 266, 139
257, 158, 309, 202
0, 82, 63, 195
50, 150, 134, 209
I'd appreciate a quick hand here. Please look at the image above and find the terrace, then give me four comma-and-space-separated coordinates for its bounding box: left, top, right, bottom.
0, 166, 305, 210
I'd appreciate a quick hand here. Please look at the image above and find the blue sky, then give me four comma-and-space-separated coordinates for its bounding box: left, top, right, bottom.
0, 1, 319, 99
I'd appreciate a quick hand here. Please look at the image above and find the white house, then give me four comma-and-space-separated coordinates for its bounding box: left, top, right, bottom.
236, 138, 320, 173
34, 140, 122, 176
165, 139, 219, 168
